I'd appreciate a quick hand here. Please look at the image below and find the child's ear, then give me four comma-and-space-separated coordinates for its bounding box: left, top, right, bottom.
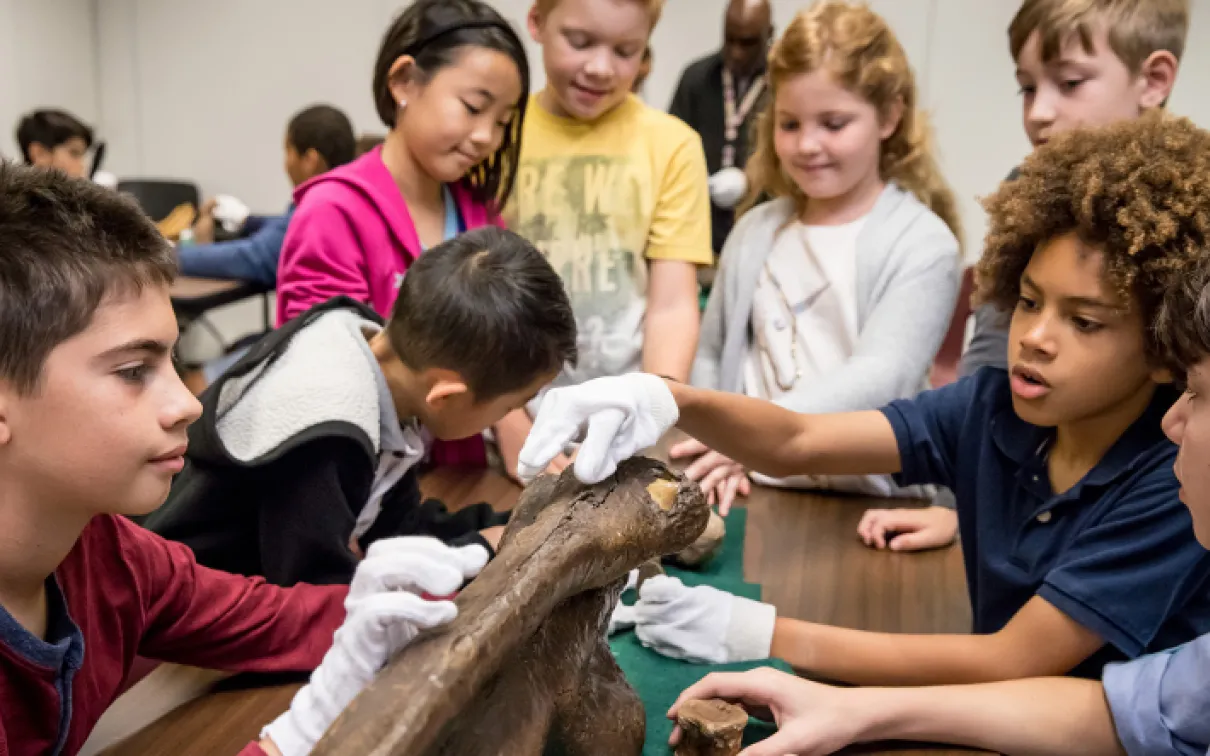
387, 55, 420, 106
424, 368, 472, 407
304, 147, 328, 175
27, 142, 52, 167
0, 389, 12, 446
527, 4, 543, 43
1138, 50, 1179, 109
879, 97, 905, 140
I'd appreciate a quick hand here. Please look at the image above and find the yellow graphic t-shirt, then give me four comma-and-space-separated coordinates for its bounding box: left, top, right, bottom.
505, 94, 712, 386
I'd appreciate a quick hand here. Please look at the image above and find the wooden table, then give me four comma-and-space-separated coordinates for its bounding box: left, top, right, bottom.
99, 468, 974, 756
170, 277, 271, 320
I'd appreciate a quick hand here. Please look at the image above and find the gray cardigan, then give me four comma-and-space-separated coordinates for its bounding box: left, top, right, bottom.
691, 184, 961, 414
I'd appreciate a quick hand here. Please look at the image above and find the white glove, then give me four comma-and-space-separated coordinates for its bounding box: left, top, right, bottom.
212, 193, 250, 233
708, 167, 748, 209
92, 170, 118, 189
607, 569, 640, 635
261, 537, 488, 756
633, 575, 776, 664
518, 373, 679, 484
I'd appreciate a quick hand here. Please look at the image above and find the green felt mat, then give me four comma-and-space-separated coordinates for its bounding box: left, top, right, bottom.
609, 508, 790, 755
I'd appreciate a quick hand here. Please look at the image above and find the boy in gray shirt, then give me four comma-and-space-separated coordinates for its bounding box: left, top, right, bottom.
959, 0, 1186, 377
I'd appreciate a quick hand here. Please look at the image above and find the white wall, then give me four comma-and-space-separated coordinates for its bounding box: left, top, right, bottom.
0, 0, 98, 163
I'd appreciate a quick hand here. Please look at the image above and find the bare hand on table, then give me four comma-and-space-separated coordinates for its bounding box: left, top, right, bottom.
670, 437, 750, 515
668, 668, 865, 756
857, 505, 958, 552
191, 198, 218, 244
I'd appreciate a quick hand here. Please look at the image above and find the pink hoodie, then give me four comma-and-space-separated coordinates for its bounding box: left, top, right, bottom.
276, 147, 501, 467
277, 146, 501, 325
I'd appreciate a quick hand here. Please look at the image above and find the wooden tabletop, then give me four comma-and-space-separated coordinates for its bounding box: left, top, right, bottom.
169, 276, 251, 300
169, 276, 271, 322
97, 467, 975, 756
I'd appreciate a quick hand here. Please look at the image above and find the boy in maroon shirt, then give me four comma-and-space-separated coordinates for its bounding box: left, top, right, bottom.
0, 164, 487, 756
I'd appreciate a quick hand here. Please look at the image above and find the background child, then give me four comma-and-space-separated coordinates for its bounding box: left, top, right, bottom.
520, 114, 1210, 687
179, 104, 356, 287
15, 108, 94, 179
959, 0, 1186, 378
275, 0, 527, 324
0, 162, 487, 756
666, 133, 1210, 756
676, 1, 962, 513
499, 0, 712, 475
275, 0, 529, 470
860, 0, 1188, 553
146, 227, 577, 587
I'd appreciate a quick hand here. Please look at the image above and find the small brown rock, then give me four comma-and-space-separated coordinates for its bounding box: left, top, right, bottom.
674, 698, 748, 756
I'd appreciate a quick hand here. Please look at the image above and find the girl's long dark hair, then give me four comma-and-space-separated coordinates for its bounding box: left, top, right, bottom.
373, 0, 530, 211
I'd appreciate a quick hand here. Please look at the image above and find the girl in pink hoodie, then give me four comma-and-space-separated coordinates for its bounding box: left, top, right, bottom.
277, 0, 531, 467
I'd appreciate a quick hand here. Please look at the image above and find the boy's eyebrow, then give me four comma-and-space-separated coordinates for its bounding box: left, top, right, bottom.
96, 338, 172, 361
559, 21, 644, 46
1020, 274, 1118, 310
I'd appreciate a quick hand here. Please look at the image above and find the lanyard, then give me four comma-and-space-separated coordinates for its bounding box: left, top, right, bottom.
721, 67, 766, 169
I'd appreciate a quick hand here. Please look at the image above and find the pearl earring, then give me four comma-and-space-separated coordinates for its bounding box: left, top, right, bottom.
398, 98, 408, 110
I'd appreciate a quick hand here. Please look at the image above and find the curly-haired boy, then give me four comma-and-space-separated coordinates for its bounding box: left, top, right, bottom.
518, 113, 1210, 692
658, 110, 1210, 756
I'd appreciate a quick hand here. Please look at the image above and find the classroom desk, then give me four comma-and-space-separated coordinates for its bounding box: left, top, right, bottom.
170, 276, 273, 340
98, 467, 977, 756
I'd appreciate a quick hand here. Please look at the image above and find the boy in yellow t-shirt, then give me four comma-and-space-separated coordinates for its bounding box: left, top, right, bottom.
496, 0, 712, 473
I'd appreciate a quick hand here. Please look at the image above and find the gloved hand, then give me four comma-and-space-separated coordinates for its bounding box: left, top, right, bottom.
213, 193, 251, 233
607, 569, 639, 635
518, 373, 679, 484
633, 575, 776, 664
708, 167, 748, 209
261, 538, 488, 756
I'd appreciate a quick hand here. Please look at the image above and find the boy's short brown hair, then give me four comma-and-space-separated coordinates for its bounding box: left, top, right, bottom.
533, 0, 664, 27
1009, 0, 1189, 72
386, 227, 577, 400
975, 112, 1210, 365
0, 163, 175, 395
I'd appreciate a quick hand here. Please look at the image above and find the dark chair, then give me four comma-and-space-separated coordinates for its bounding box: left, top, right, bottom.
117, 179, 201, 222
930, 267, 976, 389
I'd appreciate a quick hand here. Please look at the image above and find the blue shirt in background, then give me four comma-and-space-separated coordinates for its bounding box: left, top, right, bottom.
177, 205, 294, 287
1104, 631, 1210, 755
881, 368, 1210, 677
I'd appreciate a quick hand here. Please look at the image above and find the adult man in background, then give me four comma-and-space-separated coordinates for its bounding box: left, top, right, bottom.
669, 0, 773, 278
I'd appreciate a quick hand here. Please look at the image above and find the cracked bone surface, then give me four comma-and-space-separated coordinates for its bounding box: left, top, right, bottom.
312, 456, 710, 756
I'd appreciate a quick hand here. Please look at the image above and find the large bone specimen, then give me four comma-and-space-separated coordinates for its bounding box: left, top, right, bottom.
313, 457, 709, 756
668, 509, 726, 568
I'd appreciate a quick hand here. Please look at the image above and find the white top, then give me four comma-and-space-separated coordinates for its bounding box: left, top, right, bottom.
743, 215, 931, 499
743, 218, 865, 400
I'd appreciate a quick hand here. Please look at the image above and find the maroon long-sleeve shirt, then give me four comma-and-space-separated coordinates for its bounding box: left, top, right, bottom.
0, 514, 346, 755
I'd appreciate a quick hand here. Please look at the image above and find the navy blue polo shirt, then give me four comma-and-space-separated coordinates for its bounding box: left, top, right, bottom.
882, 368, 1210, 677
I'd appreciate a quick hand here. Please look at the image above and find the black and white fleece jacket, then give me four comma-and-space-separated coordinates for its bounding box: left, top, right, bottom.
145, 297, 503, 587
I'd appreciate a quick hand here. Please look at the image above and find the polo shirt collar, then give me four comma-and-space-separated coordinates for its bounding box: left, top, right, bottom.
991, 385, 1178, 491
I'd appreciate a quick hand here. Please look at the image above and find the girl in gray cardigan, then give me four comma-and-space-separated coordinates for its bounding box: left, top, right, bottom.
673, 1, 962, 538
